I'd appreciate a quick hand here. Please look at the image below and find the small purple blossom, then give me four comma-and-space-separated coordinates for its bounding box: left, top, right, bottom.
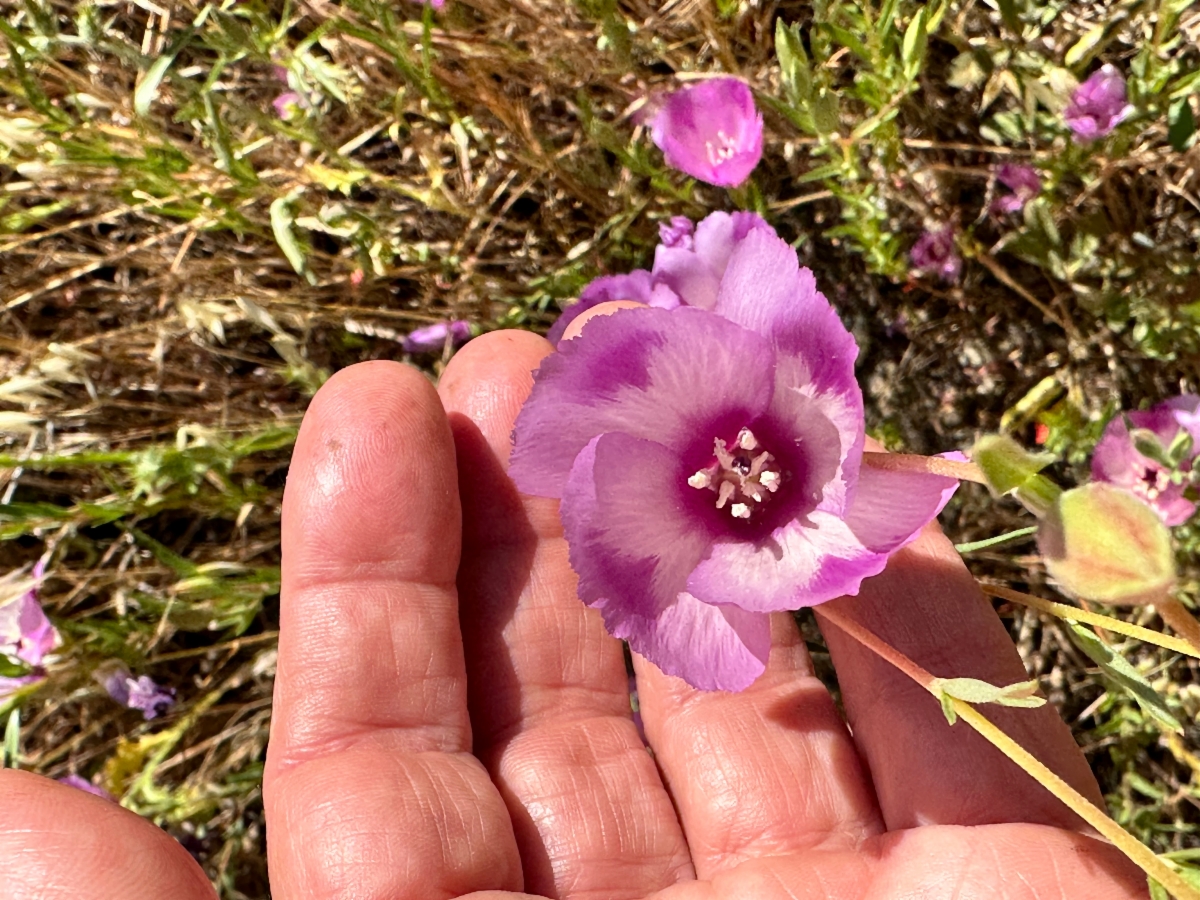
513, 213, 959, 691
0, 560, 59, 668
98, 664, 176, 720
659, 216, 695, 250
402, 320, 473, 354
910, 226, 962, 283
991, 163, 1042, 215
650, 78, 764, 187
413, 0, 445, 8
272, 91, 307, 120
58, 774, 115, 801
1064, 65, 1134, 142
1091, 395, 1199, 526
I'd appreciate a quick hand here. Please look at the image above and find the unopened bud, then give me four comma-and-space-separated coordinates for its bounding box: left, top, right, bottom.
1038, 482, 1176, 605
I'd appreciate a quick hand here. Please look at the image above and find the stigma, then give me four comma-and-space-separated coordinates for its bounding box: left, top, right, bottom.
688, 428, 784, 519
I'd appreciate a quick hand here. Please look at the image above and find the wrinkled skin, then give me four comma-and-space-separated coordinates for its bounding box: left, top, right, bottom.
0, 331, 1147, 900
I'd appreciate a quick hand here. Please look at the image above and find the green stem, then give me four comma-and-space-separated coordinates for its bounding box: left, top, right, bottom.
817, 603, 1200, 900
955, 526, 1038, 554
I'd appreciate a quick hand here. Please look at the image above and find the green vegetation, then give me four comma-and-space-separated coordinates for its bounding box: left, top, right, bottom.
1, 0, 1198, 894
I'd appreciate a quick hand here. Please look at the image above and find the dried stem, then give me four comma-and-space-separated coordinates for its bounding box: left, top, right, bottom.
860, 451, 987, 484
1154, 598, 1200, 654
982, 584, 1200, 660
817, 603, 1200, 900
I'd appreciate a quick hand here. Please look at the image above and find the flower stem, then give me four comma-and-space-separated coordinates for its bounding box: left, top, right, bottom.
982, 584, 1200, 660
817, 604, 1200, 900
955, 526, 1038, 554
1154, 597, 1200, 654
861, 451, 987, 484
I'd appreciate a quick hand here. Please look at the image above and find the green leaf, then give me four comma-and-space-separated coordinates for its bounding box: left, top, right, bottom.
810, 89, 840, 135
931, 677, 1046, 708
971, 434, 1056, 495
1065, 622, 1183, 733
996, 0, 1022, 35
2, 708, 18, 768
270, 190, 316, 284
948, 51, 987, 90
1064, 24, 1106, 67
798, 160, 845, 183
1169, 96, 1196, 152
901, 7, 928, 82
775, 19, 813, 104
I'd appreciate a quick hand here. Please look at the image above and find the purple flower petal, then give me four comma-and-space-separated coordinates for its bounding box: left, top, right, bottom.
402, 320, 472, 353
1064, 64, 1133, 142
272, 91, 306, 119
547, 271, 679, 345
842, 455, 961, 552
652, 211, 773, 311
1092, 397, 1199, 526
686, 511, 880, 613
125, 675, 176, 720
561, 434, 713, 620
58, 774, 115, 801
991, 164, 1041, 215
0, 561, 59, 668
910, 226, 961, 282
510, 306, 776, 497
607, 592, 771, 692
650, 78, 764, 187
658, 216, 695, 249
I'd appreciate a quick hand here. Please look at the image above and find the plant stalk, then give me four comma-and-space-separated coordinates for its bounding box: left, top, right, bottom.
818, 604, 1200, 900
861, 451, 987, 484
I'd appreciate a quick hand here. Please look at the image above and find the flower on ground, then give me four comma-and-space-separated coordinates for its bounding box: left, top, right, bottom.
910, 226, 961, 282
0, 560, 59, 668
1064, 65, 1133, 142
402, 320, 473, 353
272, 91, 307, 120
992, 164, 1041, 215
649, 78, 764, 187
58, 774, 115, 801
513, 213, 959, 691
1091, 395, 1199, 526
97, 663, 176, 720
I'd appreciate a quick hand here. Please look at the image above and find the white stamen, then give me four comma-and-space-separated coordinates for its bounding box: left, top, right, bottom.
737, 427, 758, 451
688, 471, 711, 489
760, 470, 781, 492
685, 429, 788, 520
730, 503, 752, 519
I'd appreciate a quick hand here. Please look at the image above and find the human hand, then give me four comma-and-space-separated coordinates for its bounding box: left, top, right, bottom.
1, 331, 1147, 899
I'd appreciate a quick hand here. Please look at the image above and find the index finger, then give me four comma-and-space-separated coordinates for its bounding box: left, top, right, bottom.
264, 361, 522, 900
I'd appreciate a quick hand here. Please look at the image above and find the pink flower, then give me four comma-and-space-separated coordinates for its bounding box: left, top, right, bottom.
1091, 396, 1199, 526
512, 214, 958, 691
1064, 65, 1134, 142
58, 774, 115, 801
0, 561, 59, 668
0, 674, 42, 702
650, 78, 764, 187
272, 91, 306, 120
910, 226, 961, 283
991, 163, 1041, 215
98, 664, 176, 720
402, 320, 473, 354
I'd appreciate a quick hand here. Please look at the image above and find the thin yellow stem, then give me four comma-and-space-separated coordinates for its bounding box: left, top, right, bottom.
818, 604, 1199, 900
1155, 598, 1200, 654
982, 585, 1200, 660
861, 451, 987, 484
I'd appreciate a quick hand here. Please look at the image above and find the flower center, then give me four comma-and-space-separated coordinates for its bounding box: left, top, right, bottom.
687, 427, 785, 520
1140, 465, 1169, 500
705, 130, 738, 166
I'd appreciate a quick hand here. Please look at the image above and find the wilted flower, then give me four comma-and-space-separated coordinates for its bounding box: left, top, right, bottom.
402, 320, 473, 354
513, 213, 959, 691
57, 774, 115, 801
97, 663, 176, 720
0, 560, 59, 668
910, 226, 961, 282
1092, 396, 1199, 526
991, 163, 1041, 215
650, 78, 764, 187
1064, 64, 1133, 142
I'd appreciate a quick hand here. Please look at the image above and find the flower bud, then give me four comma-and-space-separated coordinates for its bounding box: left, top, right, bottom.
1037, 482, 1175, 605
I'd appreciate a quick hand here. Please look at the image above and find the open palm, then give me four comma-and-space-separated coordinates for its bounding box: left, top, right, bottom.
1, 332, 1146, 900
